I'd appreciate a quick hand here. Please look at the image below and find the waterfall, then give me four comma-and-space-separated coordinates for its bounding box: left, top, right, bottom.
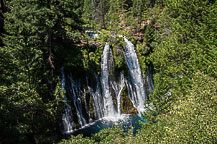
61, 68, 75, 134
61, 38, 153, 134
68, 75, 87, 127
87, 73, 103, 119
111, 72, 125, 115
123, 38, 147, 113
83, 88, 91, 123
100, 42, 116, 117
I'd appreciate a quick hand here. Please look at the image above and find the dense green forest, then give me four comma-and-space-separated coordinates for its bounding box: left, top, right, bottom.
0, 0, 216, 143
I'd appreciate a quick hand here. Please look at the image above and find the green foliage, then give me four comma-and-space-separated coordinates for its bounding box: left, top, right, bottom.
60, 72, 216, 144
106, 0, 122, 30
0, 0, 82, 143
60, 0, 217, 143
82, 0, 96, 27
1, 0, 217, 143
138, 72, 217, 143
136, 41, 147, 75
143, 0, 217, 118
93, 127, 127, 143
81, 44, 103, 74
59, 135, 95, 144
59, 126, 128, 144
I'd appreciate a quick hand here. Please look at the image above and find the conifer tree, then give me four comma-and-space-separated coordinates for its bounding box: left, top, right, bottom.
83, 0, 95, 27
106, 0, 122, 31
0, 0, 83, 143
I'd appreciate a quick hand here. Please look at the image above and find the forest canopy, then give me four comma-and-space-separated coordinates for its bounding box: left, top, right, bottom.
0, 0, 216, 143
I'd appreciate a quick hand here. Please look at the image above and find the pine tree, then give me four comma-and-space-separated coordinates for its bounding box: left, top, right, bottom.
0, 0, 83, 143
106, 0, 122, 31
0, 0, 6, 46
82, 0, 95, 27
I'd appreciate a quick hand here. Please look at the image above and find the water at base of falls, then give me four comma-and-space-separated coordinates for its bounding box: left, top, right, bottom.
61, 38, 153, 135
66, 114, 146, 137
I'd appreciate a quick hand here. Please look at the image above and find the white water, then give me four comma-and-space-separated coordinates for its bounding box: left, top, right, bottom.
83, 88, 91, 122
111, 72, 125, 115
87, 73, 103, 119
68, 76, 87, 126
61, 68, 75, 133
61, 39, 152, 134
100, 43, 116, 117
123, 38, 147, 113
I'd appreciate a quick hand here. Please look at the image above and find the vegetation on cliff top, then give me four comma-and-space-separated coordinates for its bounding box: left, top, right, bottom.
0, 0, 216, 143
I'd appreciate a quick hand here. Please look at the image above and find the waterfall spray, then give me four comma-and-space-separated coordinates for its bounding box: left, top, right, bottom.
123, 38, 147, 113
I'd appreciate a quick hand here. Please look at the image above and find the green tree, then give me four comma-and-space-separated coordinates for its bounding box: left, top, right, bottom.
106, 0, 122, 31
82, 0, 95, 27
0, 0, 83, 143
143, 0, 217, 119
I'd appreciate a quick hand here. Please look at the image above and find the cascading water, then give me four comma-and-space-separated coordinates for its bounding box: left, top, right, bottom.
100, 42, 116, 117
83, 88, 91, 123
123, 38, 147, 113
61, 38, 153, 135
87, 73, 103, 119
111, 72, 125, 115
61, 68, 75, 134
68, 75, 87, 127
